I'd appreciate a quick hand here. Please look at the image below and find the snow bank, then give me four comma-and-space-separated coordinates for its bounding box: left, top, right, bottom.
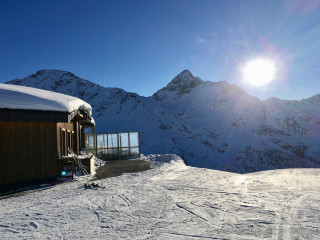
0, 84, 92, 114
141, 154, 185, 167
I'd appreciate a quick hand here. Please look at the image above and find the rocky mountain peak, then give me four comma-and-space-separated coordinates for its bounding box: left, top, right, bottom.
29, 69, 76, 78
8, 69, 101, 93
174, 69, 194, 79
166, 69, 202, 91
304, 94, 320, 104
153, 70, 203, 100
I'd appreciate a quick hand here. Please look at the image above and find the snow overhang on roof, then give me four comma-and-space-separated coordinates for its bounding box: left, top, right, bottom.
0, 84, 93, 123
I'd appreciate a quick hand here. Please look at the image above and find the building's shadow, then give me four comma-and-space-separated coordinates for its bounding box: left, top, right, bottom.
94, 158, 152, 180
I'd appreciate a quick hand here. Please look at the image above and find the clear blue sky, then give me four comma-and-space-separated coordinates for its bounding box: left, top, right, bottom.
1, 0, 320, 100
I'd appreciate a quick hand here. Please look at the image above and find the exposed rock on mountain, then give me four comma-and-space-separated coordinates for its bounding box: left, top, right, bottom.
153, 70, 202, 100
6, 69, 320, 173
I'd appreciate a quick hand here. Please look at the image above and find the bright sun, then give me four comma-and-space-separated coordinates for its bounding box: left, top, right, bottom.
242, 59, 276, 86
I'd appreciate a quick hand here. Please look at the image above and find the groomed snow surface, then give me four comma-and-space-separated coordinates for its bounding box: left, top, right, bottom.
1, 155, 320, 239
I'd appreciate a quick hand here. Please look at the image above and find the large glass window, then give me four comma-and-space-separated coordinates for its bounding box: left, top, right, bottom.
129, 132, 139, 147
119, 133, 129, 147
85, 132, 140, 160
84, 126, 94, 134
67, 130, 74, 152
108, 134, 118, 148
61, 128, 67, 157
97, 134, 105, 148
86, 135, 95, 149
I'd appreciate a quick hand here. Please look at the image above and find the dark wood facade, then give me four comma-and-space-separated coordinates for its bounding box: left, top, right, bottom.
0, 121, 58, 188
0, 109, 93, 191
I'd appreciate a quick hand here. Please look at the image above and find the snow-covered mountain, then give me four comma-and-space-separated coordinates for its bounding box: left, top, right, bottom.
6, 69, 320, 173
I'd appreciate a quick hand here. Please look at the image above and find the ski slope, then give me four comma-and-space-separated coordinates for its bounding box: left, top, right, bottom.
1, 155, 319, 239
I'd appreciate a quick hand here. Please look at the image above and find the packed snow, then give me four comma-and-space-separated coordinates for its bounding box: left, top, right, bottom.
1, 155, 319, 239
0, 84, 91, 114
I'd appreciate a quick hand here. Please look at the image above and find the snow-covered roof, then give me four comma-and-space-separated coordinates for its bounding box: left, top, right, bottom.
0, 84, 92, 114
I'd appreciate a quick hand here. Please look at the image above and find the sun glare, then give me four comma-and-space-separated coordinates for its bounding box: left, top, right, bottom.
242, 59, 276, 86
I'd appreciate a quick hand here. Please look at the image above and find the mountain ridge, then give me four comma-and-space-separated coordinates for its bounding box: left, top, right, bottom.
5, 69, 320, 173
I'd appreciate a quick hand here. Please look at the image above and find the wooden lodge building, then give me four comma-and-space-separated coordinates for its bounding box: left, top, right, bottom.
0, 84, 95, 191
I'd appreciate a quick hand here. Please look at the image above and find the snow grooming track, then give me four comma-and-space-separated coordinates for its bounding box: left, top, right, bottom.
0, 155, 320, 239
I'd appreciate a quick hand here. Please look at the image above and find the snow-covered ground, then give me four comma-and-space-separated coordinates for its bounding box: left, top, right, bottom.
1, 155, 320, 239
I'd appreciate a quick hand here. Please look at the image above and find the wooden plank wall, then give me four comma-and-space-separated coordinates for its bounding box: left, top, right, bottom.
0, 122, 58, 187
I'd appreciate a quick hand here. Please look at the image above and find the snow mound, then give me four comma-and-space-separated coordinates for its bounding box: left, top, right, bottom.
144, 154, 185, 166
0, 84, 92, 113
